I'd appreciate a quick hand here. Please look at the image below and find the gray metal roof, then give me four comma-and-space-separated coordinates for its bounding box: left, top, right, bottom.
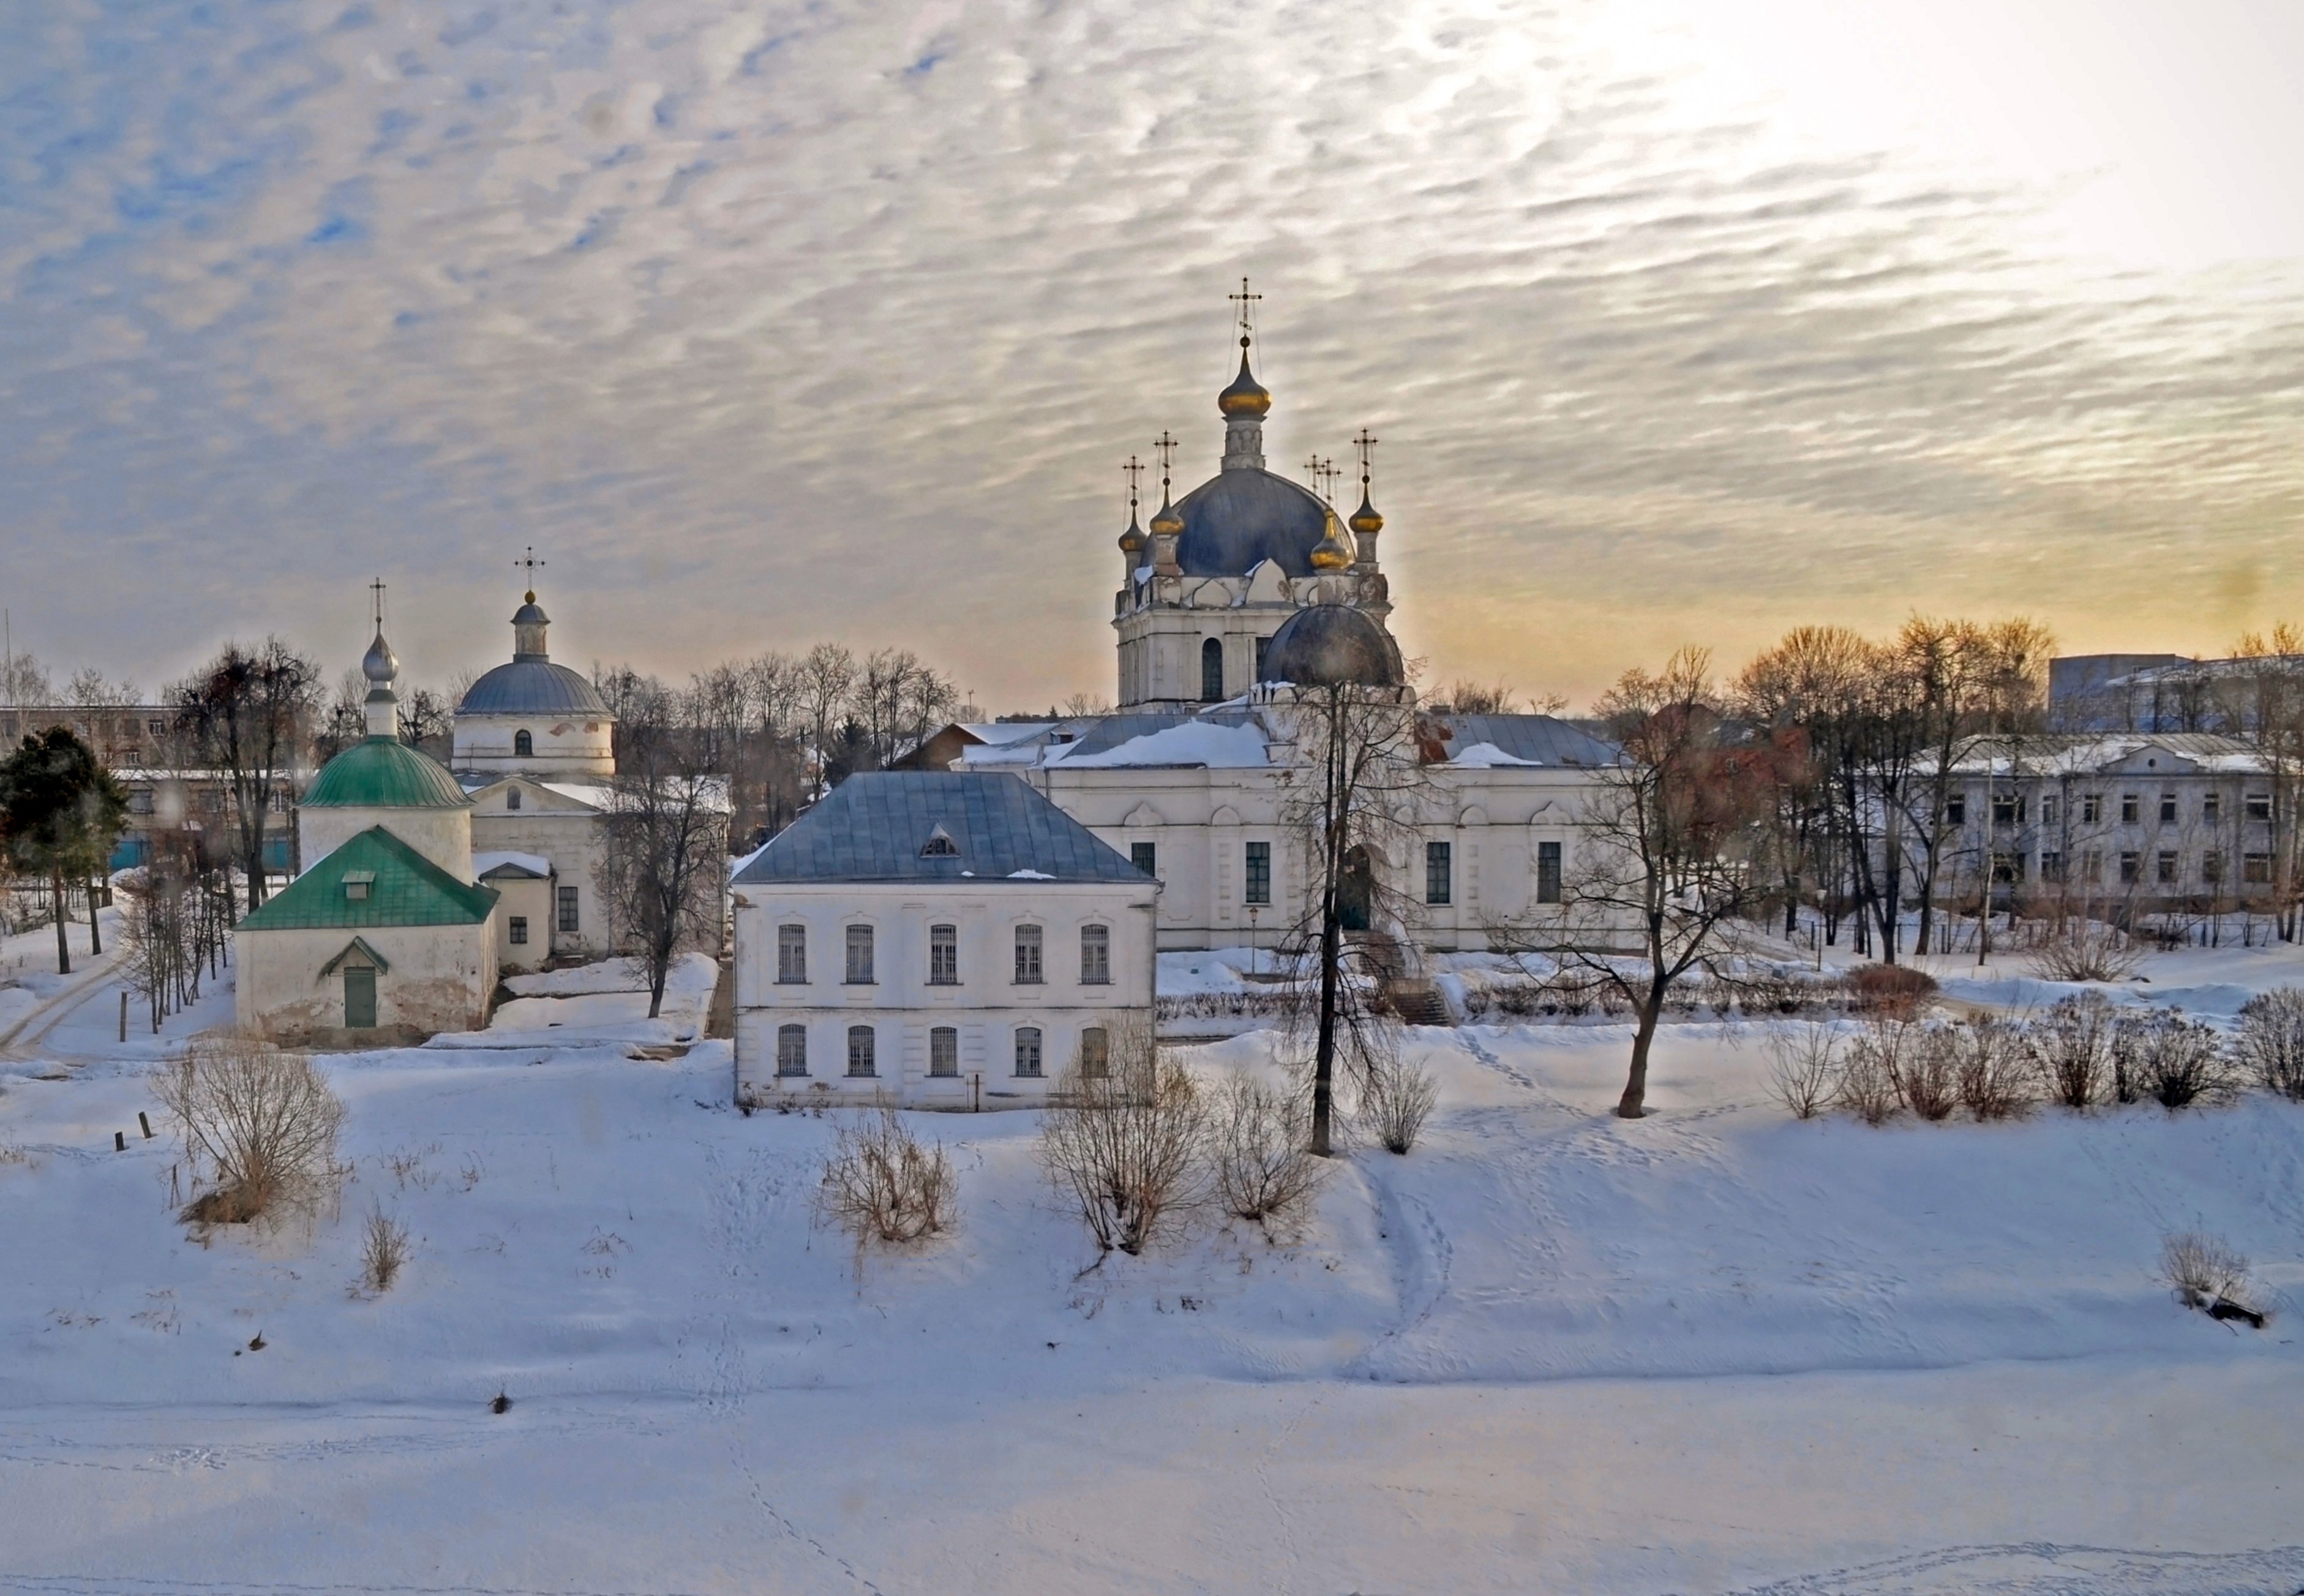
733, 771, 1152, 885
456, 659, 612, 717
1169, 468, 1332, 577
1260, 604, 1404, 688
1424, 713, 1619, 768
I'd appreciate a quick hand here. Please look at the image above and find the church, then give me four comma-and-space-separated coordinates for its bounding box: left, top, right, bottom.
236, 585, 638, 1043
933, 305, 1615, 961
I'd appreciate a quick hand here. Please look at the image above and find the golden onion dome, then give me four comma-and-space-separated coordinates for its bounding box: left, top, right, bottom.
1117, 509, 1147, 555
1309, 507, 1354, 571
1149, 493, 1185, 538
1217, 343, 1272, 418
1348, 490, 1384, 538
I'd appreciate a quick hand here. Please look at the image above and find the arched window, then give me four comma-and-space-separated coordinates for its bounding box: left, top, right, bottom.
1079, 924, 1110, 984
1013, 1027, 1043, 1078
929, 1027, 959, 1077
1201, 637, 1225, 702
928, 924, 958, 985
514, 729, 534, 757
845, 924, 875, 984
776, 1024, 808, 1077
846, 1025, 876, 1077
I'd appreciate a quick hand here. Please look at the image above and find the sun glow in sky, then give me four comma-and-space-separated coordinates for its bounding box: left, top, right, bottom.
2, 0, 2299, 708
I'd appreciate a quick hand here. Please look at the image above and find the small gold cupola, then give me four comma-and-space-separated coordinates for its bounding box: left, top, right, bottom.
1309, 506, 1354, 571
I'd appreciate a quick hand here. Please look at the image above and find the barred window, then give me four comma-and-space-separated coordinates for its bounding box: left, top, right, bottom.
776, 1024, 808, 1077
929, 923, 958, 985
1130, 841, 1157, 878
1013, 924, 1043, 984
845, 924, 874, 984
1080, 924, 1110, 984
846, 1025, 876, 1077
1014, 1026, 1043, 1078
777, 924, 807, 983
929, 1027, 959, 1077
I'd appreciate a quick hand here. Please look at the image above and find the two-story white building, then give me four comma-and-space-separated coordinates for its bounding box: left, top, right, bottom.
730, 771, 1158, 1109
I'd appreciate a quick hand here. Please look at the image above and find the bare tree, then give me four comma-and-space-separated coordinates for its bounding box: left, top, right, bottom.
0, 648, 52, 706
154, 1032, 347, 1226
1, 725, 129, 973
173, 639, 322, 909
65, 669, 142, 706
1039, 1019, 1207, 1256
1539, 648, 1773, 1118
1272, 678, 1428, 1155
597, 686, 728, 1019
795, 644, 857, 802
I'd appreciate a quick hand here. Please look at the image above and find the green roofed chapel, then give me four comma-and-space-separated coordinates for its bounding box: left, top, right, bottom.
236, 623, 501, 1045
729, 772, 1158, 1109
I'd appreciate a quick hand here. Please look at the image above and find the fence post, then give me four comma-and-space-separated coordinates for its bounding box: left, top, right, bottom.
119, 990, 129, 1043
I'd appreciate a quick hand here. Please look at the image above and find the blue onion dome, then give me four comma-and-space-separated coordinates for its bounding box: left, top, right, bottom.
1259, 603, 1404, 689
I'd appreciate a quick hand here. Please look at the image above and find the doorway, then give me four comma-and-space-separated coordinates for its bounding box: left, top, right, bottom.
343, 965, 378, 1030
1339, 845, 1374, 932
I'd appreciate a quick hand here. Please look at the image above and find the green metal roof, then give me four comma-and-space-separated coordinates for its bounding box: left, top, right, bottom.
301, 736, 471, 809
241, 825, 497, 931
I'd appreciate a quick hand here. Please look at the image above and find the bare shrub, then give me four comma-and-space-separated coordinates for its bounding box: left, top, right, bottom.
1210, 1076, 1326, 1235
815, 1107, 956, 1251
1040, 1024, 1207, 1256
1359, 1053, 1438, 1155
154, 1032, 346, 1226
2118, 1010, 2239, 1110
2161, 1230, 2265, 1325
2234, 987, 2304, 1101
358, 1205, 410, 1295
1765, 1024, 1841, 1119
2025, 920, 2144, 983
2036, 993, 2115, 1109
1893, 1025, 1961, 1122
1836, 1017, 1908, 1125
1848, 964, 1937, 1017
1951, 1017, 2036, 1121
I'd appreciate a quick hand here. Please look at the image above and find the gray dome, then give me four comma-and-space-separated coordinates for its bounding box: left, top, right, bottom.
362, 630, 398, 684
1169, 468, 1334, 577
512, 599, 549, 628
457, 659, 612, 718
1259, 604, 1404, 689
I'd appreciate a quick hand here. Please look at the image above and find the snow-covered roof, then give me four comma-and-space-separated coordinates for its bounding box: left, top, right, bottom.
732, 772, 1147, 886
1422, 714, 1618, 768
1924, 733, 2269, 779
1051, 718, 1269, 769
473, 850, 553, 880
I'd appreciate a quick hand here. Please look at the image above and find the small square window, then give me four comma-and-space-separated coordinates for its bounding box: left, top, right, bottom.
506, 788, 522, 811
1944, 794, 1967, 826
2245, 852, 2273, 885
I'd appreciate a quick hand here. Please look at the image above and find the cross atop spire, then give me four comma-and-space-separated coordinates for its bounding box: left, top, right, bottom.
514, 545, 546, 604
368, 577, 388, 632
1354, 428, 1379, 493
1124, 454, 1143, 512
1154, 430, 1178, 497
1228, 276, 1262, 350
1302, 454, 1338, 503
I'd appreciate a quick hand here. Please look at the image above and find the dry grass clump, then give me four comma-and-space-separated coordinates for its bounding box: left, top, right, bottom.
1765, 1024, 1841, 1120
1041, 1028, 1207, 1256
2026, 920, 2144, 983
1359, 1054, 1438, 1155
816, 1107, 956, 1251
2234, 987, 2304, 1101
1210, 1076, 1327, 1237
2160, 1230, 2266, 1327
154, 1032, 346, 1226
2036, 993, 2115, 1109
358, 1205, 411, 1295
1847, 964, 1937, 1017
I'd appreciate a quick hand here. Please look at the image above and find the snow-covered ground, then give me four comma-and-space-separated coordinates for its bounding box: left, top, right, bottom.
2, 937, 2302, 1592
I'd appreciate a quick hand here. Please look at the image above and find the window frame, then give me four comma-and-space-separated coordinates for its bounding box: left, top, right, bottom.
1199, 637, 1225, 703
1013, 924, 1044, 984
1244, 840, 1271, 906
509, 915, 528, 946
844, 923, 876, 985
1079, 1025, 1109, 1079
1013, 1025, 1043, 1079
557, 885, 580, 934
1080, 923, 1111, 985
1130, 841, 1157, 879
1536, 840, 1563, 905
846, 1024, 876, 1078
928, 923, 959, 986
929, 1026, 959, 1077
514, 729, 534, 758
1425, 839, 1452, 905
776, 1024, 808, 1077
777, 923, 808, 984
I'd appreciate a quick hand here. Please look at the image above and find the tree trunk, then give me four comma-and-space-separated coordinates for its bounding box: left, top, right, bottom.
1616, 978, 1665, 1118
50, 866, 72, 975
87, 872, 103, 955
648, 942, 669, 1019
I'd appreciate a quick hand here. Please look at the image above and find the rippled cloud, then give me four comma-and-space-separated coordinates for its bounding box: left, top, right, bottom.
2, 0, 2300, 706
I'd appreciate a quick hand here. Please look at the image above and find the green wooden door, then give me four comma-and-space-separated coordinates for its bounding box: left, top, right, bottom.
343, 967, 378, 1029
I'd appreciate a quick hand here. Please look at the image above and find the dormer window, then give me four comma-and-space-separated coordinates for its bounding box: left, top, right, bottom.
921, 826, 959, 857
342, 870, 375, 902
514, 729, 534, 757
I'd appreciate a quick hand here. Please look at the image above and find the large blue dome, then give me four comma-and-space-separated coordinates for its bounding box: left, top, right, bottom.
1168, 468, 1335, 579
457, 659, 611, 718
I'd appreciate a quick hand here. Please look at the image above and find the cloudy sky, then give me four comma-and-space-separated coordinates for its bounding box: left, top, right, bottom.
4, 0, 2301, 711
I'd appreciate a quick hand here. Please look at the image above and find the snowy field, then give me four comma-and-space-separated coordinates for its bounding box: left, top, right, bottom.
2, 940, 2302, 1593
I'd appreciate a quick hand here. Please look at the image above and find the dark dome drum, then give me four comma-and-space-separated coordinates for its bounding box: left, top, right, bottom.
1258, 604, 1405, 689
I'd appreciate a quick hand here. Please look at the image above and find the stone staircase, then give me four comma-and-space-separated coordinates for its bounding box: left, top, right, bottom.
1348, 929, 1455, 1028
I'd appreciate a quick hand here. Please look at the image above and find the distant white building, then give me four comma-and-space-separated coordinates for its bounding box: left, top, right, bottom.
451, 590, 620, 967
729, 771, 1158, 1109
